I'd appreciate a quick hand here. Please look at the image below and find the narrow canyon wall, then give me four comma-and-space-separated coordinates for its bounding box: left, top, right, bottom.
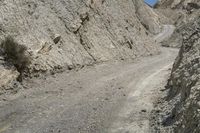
160, 0, 200, 9
0, 0, 161, 88
167, 17, 200, 133
159, 0, 200, 47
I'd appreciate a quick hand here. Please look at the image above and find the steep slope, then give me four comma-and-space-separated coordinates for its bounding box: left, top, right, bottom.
159, 0, 200, 25
158, 0, 200, 47
160, 0, 200, 9
164, 17, 200, 133
0, 0, 161, 89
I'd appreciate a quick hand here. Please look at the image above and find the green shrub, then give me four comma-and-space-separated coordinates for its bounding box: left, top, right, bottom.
0, 36, 31, 73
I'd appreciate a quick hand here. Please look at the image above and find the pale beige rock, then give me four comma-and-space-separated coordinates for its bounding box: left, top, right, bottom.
0, 0, 161, 83
0, 66, 19, 88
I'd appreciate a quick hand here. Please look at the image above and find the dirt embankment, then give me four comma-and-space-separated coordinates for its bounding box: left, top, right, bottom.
153, 17, 200, 133
168, 17, 200, 133
0, 0, 162, 90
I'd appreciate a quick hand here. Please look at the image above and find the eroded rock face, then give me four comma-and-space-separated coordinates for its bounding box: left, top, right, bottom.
0, 0, 160, 71
0, 61, 19, 89
167, 17, 200, 133
160, 0, 200, 9
0, 0, 161, 86
159, 0, 200, 25
159, 0, 200, 48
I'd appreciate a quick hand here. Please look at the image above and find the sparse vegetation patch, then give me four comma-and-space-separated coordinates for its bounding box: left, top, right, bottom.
0, 36, 31, 73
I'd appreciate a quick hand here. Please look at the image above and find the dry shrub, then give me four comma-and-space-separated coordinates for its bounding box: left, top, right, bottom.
0, 36, 31, 73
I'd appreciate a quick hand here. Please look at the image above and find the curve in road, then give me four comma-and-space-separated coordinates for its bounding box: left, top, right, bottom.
0, 25, 178, 133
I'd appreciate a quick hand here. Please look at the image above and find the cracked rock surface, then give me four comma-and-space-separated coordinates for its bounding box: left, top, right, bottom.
159, 17, 200, 133
0, 0, 161, 88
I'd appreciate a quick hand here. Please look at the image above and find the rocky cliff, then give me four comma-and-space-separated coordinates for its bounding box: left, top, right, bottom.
0, 0, 161, 89
159, 0, 200, 47
160, 0, 200, 9
166, 17, 200, 133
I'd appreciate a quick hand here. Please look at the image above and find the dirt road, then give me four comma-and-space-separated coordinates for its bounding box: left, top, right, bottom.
0, 25, 178, 133
154, 25, 175, 43
0, 47, 177, 133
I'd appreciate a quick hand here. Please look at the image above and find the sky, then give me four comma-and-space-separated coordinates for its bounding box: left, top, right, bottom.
144, 0, 158, 7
